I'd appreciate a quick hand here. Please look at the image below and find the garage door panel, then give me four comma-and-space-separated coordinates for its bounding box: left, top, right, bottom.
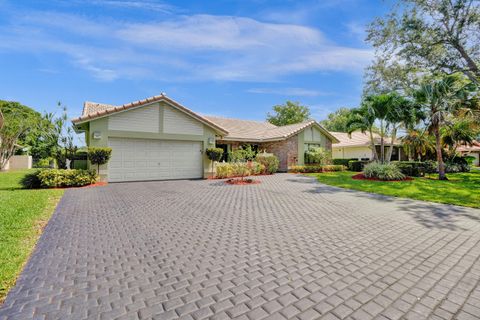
108, 138, 203, 182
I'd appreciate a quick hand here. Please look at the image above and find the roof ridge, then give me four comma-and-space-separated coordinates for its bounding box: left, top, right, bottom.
205, 115, 277, 126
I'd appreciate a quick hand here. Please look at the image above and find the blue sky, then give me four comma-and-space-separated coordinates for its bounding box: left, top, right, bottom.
0, 0, 393, 138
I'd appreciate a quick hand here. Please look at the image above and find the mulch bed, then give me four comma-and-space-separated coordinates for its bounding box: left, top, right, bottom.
53, 181, 108, 190
225, 178, 261, 185
352, 173, 413, 182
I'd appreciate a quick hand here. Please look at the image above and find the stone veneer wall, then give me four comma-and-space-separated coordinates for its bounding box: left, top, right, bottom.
259, 135, 298, 171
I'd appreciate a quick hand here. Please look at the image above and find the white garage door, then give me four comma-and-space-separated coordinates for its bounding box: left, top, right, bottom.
108, 138, 203, 182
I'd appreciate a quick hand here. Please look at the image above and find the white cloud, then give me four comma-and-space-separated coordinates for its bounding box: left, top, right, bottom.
0, 10, 373, 82
247, 87, 330, 97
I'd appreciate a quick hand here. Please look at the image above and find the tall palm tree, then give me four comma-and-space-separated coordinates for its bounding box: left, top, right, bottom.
346, 105, 379, 161
414, 75, 477, 180
363, 93, 423, 163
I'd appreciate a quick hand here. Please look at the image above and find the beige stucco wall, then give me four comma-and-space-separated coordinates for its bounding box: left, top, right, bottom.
332, 146, 373, 160
297, 126, 332, 166
2, 155, 33, 171
83, 101, 216, 179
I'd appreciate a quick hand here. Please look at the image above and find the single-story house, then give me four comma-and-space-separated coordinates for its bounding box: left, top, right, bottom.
330, 131, 407, 161
72, 94, 338, 182
457, 141, 480, 166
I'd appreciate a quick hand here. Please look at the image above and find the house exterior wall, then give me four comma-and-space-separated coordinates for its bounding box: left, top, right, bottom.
84, 101, 216, 178
332, 146, 373, 160
298, 127, 333, 166
260, 135, 299, 171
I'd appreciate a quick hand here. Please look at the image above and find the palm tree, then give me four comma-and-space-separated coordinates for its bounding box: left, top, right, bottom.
346, 105, 379, 161
402, 129, 435, 161
362, 93, 423, 163
441, 117, 479, 156
414, 75, 477, 180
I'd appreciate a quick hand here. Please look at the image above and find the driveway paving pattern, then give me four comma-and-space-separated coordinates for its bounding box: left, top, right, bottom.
1, 174, 480, 319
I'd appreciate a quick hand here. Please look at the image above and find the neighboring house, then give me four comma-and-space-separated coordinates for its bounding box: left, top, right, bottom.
457, 141, 480, 166
72, 94, 338, 182
330, 131, 407, 161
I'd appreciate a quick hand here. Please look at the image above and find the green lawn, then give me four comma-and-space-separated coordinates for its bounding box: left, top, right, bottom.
310, 169, 480, 208
0, 170, 63, 302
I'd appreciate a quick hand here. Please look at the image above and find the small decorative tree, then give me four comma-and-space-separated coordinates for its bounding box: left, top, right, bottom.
205, 148, 224, 178
88, 147, 112, 174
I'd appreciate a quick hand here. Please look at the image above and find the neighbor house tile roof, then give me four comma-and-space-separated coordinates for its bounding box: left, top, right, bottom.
457, 141, 480, 152
204, 116, 339, 142
72, 94, 228, 135
331, 131, 401, 148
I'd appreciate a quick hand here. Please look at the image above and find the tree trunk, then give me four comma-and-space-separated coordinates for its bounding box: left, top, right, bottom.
380, 120, 385, 164
368, 128, 379, 161
386, 127, 397, 163
433, 124, 447, 180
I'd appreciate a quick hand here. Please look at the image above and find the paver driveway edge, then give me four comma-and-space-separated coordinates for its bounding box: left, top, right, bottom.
1, 173, 480, 320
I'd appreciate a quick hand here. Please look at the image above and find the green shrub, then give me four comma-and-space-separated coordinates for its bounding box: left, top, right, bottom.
215, 163, 235, 179
255, 152, 279, 174
21, 171, 43, 189
424, 160, 438, 173
393, 161, 425, 177
304, 147, 331, 165
215, 161, 266, 178
446, 156, 470, 173
34, 157, 55, 168
332, 159, 351, 166
348, 160, 369, 172
88, 147, 112, 172
289, 165, 345, 173
464, 156, 476, 166
21, 169, 98, 188
363, 163, 406, 181
229, 145, 256, 162
206, 148, 224, 162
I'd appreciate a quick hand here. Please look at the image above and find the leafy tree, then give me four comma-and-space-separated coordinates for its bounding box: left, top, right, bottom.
20, 112, 57, 161
414, 74, 477, 180
0, 101, 40, 170
267, 101, 311, 126
367, 0, 480, 84
320, 108, 353, 132
88, 147, 112, 173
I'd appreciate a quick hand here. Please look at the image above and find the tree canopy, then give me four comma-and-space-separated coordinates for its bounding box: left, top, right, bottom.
266, 101, 311, 126
0, 100, 41, 169
366, 0, 480, 93
319, 108, 353, 132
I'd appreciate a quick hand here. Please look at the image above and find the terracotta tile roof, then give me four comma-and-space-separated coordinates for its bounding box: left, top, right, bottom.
72, 94, 228, 135
204, 116, 338, 142
203, 116, 277, 141
331, 131, 401, 147
457, 140, 480, 152
73, 94, 338, 143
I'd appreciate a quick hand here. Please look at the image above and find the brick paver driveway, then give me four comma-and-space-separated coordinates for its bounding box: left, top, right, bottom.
2, 174, 480, 320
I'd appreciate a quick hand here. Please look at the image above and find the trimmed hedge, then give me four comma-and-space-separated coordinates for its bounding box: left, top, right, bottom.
22, 169, 98, 189
393, 161, 425, 177
348, 160, 369, 172
289, 165, 346, 173
332, 158, 351, 166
